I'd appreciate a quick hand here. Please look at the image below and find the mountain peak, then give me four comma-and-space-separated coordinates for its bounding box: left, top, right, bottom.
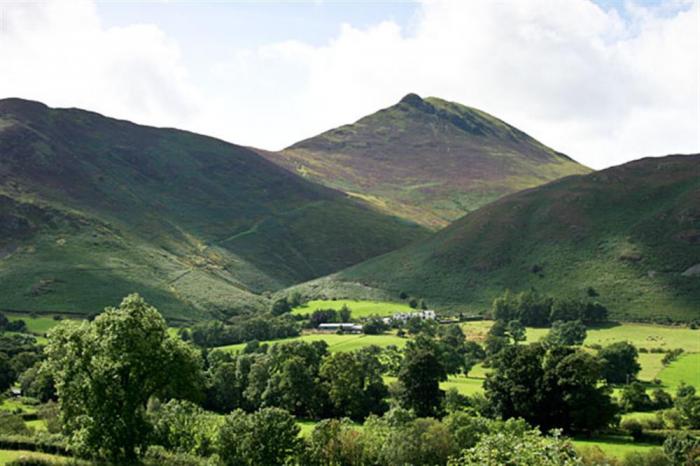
398, 93, 435, 113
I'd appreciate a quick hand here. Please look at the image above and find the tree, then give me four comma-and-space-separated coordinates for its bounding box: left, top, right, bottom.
620, 382, 653, 412
398, 337, 447, 417
218, 407, 301, 466
505, 320, 526, 343
303, 418, 364, 466
545, 320, 587, 346
338, 305, 352, 323
448, 429, 581, 466
19, 365, 56, 402
288, 291, 303, 308
598, 341, 641, 384
320, 347, 388, 420
0, 352, 15, 393
408, 298, 419, 309
150, 399, 219, 457
363, 318, 388, 335
43, 294, 204, 463
271, 297, 292, 316
675, 385, 700, 429
663, 432, 700, 465
245, 341, 329, 417
485, 343, 616, 433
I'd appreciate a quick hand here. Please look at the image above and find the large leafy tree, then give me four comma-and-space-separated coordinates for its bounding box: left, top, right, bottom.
398, 336, 447, 417
320, 347, 388, 420
598, 341, 641, 384
485, 343, 616, 433
43, 294, 204, 463
218, 407, 301, 466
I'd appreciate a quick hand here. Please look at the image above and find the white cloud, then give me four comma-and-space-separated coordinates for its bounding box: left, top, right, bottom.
0, 0, 697, 169
0, 0, 200, 128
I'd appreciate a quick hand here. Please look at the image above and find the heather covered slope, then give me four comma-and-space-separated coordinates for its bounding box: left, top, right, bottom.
263, 93, 591, 229
0, 98, 428, 318
298, 155, 700, 321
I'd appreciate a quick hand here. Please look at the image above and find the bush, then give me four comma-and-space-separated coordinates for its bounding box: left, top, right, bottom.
661, 348, 683, 366
144, 446, 218, 466
620, 450, 672, 466
621, 418, 644, 442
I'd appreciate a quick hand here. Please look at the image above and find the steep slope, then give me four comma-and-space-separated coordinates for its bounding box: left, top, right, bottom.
295, 155, 700, 321
0, 98, 428, 319
262, 94, 591, 228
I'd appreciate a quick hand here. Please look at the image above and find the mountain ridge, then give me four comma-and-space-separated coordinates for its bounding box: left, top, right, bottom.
287, 154, 700, 322
261, 93, 591, 228
0, 98, 428, 319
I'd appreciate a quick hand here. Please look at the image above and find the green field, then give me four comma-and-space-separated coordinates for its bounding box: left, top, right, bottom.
0, 398, 38, 414
292, 299, 414, 318
465, 320, 700, 351
219, 333, 407, 353
657, 353, 700, 391
7, 313, 68, 335
572, 437, 661, 459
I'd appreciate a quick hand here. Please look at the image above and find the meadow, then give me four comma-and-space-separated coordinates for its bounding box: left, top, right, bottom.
217, 319, 699, 397
219, 332, 407, 353
291, 299, 414, 318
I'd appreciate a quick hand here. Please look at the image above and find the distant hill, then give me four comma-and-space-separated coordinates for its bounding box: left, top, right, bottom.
294, 155, 700, 322
0, 99, 428, 319
261, 94, 591, 229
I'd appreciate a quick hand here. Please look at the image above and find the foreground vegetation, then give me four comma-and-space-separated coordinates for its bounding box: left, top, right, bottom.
1, 293, 699, 465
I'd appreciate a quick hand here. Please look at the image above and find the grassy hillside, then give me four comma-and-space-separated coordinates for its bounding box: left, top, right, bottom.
295, 155, 700, 321
0, 99, 428, 319
261, 93, 590, 228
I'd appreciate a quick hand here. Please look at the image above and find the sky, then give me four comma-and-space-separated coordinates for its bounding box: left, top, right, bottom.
0, 0, 698, 169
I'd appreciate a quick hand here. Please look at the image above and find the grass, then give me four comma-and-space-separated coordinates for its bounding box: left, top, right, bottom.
218, 333, 407, 353
0, 398, 37, 414
466, 320, 700, 352
442, 375, 486, 396
657, 353, 700, 390
296, 419, 363, 438
6, 313, 67, 335
292, 299, 414, 318
572, 436, 661, 459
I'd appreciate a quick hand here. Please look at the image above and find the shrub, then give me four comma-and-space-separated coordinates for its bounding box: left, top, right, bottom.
661, 348, 683, 366
620, 450, 671, 466
620, 418, 644, 442
663, 432, 700, 465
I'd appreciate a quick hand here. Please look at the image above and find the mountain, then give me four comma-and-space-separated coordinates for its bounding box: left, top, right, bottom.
293, 155, 700, 322
0, 98, 428, 319
261, 94, 591, 229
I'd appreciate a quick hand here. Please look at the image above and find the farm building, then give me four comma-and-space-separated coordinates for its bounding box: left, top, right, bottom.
384, 310, 437, 324
318, 323, 363, 333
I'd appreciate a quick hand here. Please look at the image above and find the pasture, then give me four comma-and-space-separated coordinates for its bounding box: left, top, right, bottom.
656, 353, 700, 391
218, 332, 407, 353
291, 299, 414, 318
571, 437, 661, 459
